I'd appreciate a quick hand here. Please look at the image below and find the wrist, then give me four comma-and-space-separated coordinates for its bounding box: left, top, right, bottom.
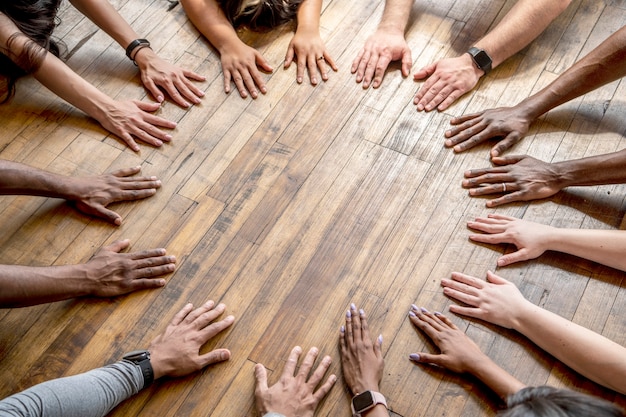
132, 46, 157, 70
351, 381, 380, 395
376, 23, 404, 37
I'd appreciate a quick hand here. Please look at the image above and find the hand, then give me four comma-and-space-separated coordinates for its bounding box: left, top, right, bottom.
95, 99, 176, 152
440, 271, 531, 330
69, 166, 161, 225
85, 239, 176, 297
148, 300, 234, 379
462, 155, 563, 207
254, 346, 336, 417
220, 40, 273, 99
413, 54, 482, 112
284, 28, 337, 85
339, 303, 384, 395
408, 306, 488, 374
351, 28, 412, 89
467, 214, 554, 266
134, 47, 206, 108
444, 105, 533, 156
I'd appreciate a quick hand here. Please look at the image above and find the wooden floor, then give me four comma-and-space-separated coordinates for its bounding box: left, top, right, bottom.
1, 0, 626, 415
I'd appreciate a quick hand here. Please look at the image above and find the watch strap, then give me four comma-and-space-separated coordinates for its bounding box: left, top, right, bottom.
351, 390, 388, 416
122, 350, 154, 388
467, 46, 492, 75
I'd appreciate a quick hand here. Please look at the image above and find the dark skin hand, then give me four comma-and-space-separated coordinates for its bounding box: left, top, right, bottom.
462, 155, 563, 207
444, 106, 533, 156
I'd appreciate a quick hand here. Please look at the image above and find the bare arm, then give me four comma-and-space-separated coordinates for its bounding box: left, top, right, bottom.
409, 306, 525, 400
351, 0, 413, 88
442, 272, 626, 394
180, 0, 272, 98
468, 214, 626, 271
414, 0, 571, 112
68, 0, 205, 107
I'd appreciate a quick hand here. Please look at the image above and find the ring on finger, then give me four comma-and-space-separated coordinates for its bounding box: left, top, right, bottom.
502, 183, 507, 192
317, 56, 325, 61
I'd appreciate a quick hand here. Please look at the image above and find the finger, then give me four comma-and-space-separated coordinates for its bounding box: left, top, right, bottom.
240, 69, 259, 98
296, 54, 306, 84
449, 272, 486, 290
254, 363, 269, 394
101, 239, 131, 254
111, 166, 142, 178
450, 112, 484, 125
231, 71, 249, 98
282, 346, 303, 378
487, 213, 516, 222
143, 77, 163, 103
437, 89, 462, 111
247, 66, 266, 97
441, 276, 481, 296
424, 84, 455, 112
324, 52, 338, 72
171, 302, 195, 326
359, 308, 371, 342
414, 76, 440, 110
433, 312, 458, 330
468, 232, 506, 245
197, 348, 231, 367
297, 346, 319, 378
129, 248, 168, 260
401, 49, 412, 77
350, 303, 362, 342
491, 131, 522, 157
223, 70, 233, 95
305, 352, 330, 386
448, 304, 483, 320
192, 302, 229, 329
408, 307, 441, 339
345, 308, 353, 344
184, 300, 217, 323
91, 205, 122, 225
486, 270, 511, 286
307, 54, 319, 85
316, 56, 328, 82
125, 276, 167, 292
372, 55, 391, 88
362, 52, 379, 88
491, 155, 524, 166
312, 373, 337, 403
339, 324, 347, 355
497, 248, 530, 266
412, 63, 435, 81
134, 262, 177, 279
255, 52, 274, 73
118, 178, 161, 190
182, 69, 206, 82
284, 45, 295, 68
485, 190, 525, 207
356, 51, 371, 83
159, 79, 191, 108
119, 132, 141, 152
444, 116, 483, 141
409, 351, 445, 368
351, 49, 366, 75
199, 314, 235, 340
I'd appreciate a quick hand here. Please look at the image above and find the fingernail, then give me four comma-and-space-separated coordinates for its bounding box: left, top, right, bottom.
377, 334, 383, 345
165, 134, 172, 140
420, 307, 429, 313
409, 353, 420, 362
409, 310, 416, 317
350, 303, 356, 310
434, 311, 441, 316
340, 325, 345, 333
157, 95, 164, 102
411, 304, 418, 311
359, 308, 365, 316
158, 279, 166, 286
346, 310, 351, 318
297, 77, 303, 83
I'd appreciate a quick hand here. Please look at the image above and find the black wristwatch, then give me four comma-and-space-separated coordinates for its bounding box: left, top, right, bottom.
467, 47, 492, 75
351, 391, 387, 417
122, 350, 154, 388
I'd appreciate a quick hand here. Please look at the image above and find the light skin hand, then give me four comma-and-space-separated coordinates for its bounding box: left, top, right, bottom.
339, 303, 384, 395
462, 155, 563, 207
134, 47, 206, 108
284, 28, 337, 85
95, 99, 176, 152
220, 40, 272, 99
85, 239, 176, 297
149, 300, 234, 380
413, 54, 482, 112
467, 214, 554, 266
351, 28, 412, 89
441, 271, 531, 330
444, 105, 533, 156
69, 166, 161, 226
254, 346, 337, 417
408, 306, 488, 374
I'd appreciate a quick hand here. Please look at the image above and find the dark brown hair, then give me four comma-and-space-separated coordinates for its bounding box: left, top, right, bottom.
218, 0, 305, 30
0, 0, 63, 102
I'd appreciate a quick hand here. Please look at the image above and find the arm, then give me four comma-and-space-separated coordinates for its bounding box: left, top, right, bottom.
442, 271, 626, 394
254, 346, 336, 417
409, 306, 525, 400
68, 0, 205, 107
414, 0, 571, 112
468, 213, 626, 271
462, 151, 626, 207
351, 0, 413, 88
0, 240, 175, 308
179, 0, 273, 98
284, 0, 337, 85
0, 161, 161, 225
444, 24, 626, 156
0, 301, 234, 416
340, 304, 388, 417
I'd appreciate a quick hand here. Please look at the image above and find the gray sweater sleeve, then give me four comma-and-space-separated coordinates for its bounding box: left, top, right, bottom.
0, 361, 144, 417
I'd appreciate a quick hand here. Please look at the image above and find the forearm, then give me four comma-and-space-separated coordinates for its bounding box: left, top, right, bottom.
514, 302, 626, 393
516, 25, 626, 119
466, 354, 526, 400
377, 0, 413, 34
546, 228, 626, 272
0, 361, 143, 417
179, 0, 242, 55
552, 148, 626, 188
0, 264, 92, 308
0, 160, 80, 199
295, 0, 322, 33
68, 0, 138, 50
474, 0, 570, 69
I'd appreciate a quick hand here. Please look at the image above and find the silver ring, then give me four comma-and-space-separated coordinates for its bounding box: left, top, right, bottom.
502, 183, 507, 192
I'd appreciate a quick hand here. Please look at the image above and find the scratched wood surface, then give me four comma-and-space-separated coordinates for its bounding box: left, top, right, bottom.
1, 0, 625, 415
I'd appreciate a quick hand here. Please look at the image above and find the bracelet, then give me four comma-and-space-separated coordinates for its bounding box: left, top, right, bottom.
125, 38, 151, 61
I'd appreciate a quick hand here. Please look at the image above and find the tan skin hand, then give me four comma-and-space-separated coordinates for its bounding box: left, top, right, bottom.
220, 40, 272, 99
413, 54, 482, 112
340, 304, 384, 395
462, 155, 563, 207
284, 28, 337, 85
149, 301, 235, 380
254, 346, 337, 417
85, 239, 176, 297
441, 271, 530, 330
96, 99, 176, 152
134, 47, 206, 108
351, 28, 412, 89
408, 306, 486, 374
70, 166, 161, 225
467, 214, 553, 266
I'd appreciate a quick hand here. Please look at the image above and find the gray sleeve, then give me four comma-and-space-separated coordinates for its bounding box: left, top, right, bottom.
262, 413, 287, 417
0, 361, 143, 417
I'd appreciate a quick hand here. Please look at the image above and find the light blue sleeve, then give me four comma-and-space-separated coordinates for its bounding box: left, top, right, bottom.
0, 361, 143, 417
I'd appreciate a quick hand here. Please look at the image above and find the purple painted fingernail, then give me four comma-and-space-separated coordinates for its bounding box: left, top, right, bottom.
434, 311, 442, 316
350, 303, 356, 310
340, 326, 345, 333
378, 334, 383, 345
409, 353, 420, 362
420, 307, 429, 313
409, 310, 416, 317
359, 309, 365, 316
411, 304, 418, 311
346, 310, 351, 318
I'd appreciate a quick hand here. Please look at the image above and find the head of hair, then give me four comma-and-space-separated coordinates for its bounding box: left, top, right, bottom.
0, 0, 63, 102
218, 0, 304, 30
499, 386, 625, 417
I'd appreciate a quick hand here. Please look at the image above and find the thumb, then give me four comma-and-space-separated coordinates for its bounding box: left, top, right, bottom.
401, 49, 413, 77
254, 363, 269, 393
497, 249, 531, 267
256, 52, 273, 72
90, 204, 122, 226
133, 100, 161, 112
486, 270, 510, 285
409, 352, 445, 367
198, 349, 231, 367
491, 154, 524, 166
101, 239, 131, 254
413, 63, 435, 80
284, 46, 295, 68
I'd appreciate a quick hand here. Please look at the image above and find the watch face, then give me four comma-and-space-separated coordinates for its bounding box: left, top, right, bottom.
473, 50, 491, 69
123, 350, 150, 362
353, 391, 375, 411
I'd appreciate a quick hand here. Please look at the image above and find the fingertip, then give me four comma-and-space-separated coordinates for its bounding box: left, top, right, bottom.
409, 353, 420, 362
114, 217, 122, 226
